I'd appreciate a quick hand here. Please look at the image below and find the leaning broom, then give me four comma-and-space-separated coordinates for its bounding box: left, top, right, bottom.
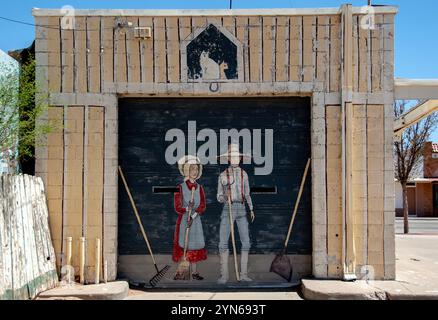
174, 187, 195, 280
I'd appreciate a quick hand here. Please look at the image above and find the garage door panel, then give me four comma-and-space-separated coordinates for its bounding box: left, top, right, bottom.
118, 98, 312, 258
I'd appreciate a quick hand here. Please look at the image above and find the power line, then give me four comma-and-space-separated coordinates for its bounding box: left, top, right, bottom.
0, 15, 115, 32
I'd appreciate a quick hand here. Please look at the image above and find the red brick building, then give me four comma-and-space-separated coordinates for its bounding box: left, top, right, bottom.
396, 142, 438, 217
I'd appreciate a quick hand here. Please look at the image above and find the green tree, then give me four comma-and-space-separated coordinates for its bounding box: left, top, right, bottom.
0, 57, 57, 173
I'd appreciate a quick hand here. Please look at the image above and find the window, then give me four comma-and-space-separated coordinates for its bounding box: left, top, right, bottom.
433, 184, 438, 209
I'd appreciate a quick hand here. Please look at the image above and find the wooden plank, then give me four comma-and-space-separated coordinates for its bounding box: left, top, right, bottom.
352, 105, 368, 267
102, 17, 114, 88
236, 17, 249, 83
289, 16, 302, 82
61, 23, 74, 93
63, 106, 85, 274
36, 176, 58, 290
9, 176, 20, 299
115, 22, 128, 84
0, 176, 4, 299
0, 175, 7, 299
262, 17, 275, 82
358, 15, 369, 92
326, 105, 343, 278
222, 16, 236, 36
329, 15, 341, 92
139, 17, 154, 83
47, 107, 64, 269
275, 17, 288, 82
33, 176, 51, 292
74, 17, 88, 93
249, 16, 262, 83
47, 17, 61, 93
178, 17, 191, 83
382, 14, 395, 93
352, 15, 359, 92
23, 175, 38, 297
126, 17, 141, 84
371, 15, 383, 92
18, 176, 32, 298
3, 176, 13, 299
191, 16, 207, 31
367, 105, 385, 274
87, 17, 101, 92
166, 17, 180, 83
302, 16, 314, 82
316, 16, 330, 86
153, 17, 167, 83
85, 107, 104, 282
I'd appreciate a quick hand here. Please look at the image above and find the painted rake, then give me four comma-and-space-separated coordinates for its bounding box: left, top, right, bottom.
118, 166, 170, 287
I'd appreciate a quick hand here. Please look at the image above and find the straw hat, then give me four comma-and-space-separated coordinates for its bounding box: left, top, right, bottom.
218, 143, 252, 163
178, 155, 203, 180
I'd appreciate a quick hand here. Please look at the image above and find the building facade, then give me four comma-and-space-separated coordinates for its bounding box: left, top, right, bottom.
33, 5, 397, 285
395, 142, 438, 218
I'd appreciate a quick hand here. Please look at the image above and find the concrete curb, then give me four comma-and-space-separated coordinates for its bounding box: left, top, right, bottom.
36, 281, 129, 300
302, 279, 438, 300
301, 280, 386, 300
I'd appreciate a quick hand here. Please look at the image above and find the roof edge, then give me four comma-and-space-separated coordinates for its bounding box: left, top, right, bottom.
32, 6, 399, 17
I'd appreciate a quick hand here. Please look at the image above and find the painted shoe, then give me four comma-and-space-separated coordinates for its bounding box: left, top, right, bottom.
240, 273, 253, 282
217, 276, 228, 284
192, 273, 204, 281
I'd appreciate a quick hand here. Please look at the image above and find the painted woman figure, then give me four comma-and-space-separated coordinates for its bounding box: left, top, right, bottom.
172, 155, 207, 280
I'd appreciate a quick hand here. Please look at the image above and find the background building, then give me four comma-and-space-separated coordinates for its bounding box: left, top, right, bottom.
396, 142, 438, 217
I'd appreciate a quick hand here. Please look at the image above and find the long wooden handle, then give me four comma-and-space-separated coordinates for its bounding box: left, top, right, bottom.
228, 191, 240, 281
284, 158, 311, 250
183, 187, 196, 260
118, 166, 157, 266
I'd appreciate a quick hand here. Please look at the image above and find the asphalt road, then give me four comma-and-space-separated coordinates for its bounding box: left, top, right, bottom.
395, 217, 438, 234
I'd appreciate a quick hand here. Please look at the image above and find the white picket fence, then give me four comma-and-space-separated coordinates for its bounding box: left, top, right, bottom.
0, 174, 58, 299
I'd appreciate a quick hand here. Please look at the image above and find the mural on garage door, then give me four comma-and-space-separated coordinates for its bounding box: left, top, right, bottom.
118, 98, 312, 285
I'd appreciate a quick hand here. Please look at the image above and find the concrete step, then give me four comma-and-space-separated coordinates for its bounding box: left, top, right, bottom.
36, 281, 129, 300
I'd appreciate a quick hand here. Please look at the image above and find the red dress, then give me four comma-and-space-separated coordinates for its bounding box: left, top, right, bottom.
172, 180, 207, 263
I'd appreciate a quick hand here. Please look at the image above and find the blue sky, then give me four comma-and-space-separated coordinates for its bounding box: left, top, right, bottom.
0, 1, 437, 138
0, 0, 437, 79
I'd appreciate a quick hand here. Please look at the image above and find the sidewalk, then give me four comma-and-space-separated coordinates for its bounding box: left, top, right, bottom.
36, 281, 129, 300
36, 235, 438, 300
302, 234, 438, 300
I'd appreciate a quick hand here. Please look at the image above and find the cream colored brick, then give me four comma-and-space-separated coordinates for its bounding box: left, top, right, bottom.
368, 184, 384, 199
384, 211, 395, 226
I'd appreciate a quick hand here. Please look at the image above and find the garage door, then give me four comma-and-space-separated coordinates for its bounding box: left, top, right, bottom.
118, 97, 312, 286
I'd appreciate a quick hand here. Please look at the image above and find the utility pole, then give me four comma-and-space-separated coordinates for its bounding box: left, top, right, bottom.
230, 0, 233, 9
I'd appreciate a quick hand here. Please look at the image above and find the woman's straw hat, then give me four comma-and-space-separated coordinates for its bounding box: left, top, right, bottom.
178, 155, 203, 180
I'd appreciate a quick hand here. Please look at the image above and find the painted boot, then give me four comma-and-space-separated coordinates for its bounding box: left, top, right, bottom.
217, 250, 229, 284
240, 251, 252, 282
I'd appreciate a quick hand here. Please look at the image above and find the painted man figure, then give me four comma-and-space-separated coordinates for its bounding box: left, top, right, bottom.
217, 143, 255, 284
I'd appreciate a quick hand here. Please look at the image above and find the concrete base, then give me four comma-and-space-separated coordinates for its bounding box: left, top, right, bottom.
36, 281, 129, 300
301, 280, 387, 300
118, 254, 311, 289
301, 279, 438, 300
126, 291, 303, 300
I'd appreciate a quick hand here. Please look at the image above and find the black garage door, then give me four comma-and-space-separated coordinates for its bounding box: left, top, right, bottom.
118, 98, 312, 278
